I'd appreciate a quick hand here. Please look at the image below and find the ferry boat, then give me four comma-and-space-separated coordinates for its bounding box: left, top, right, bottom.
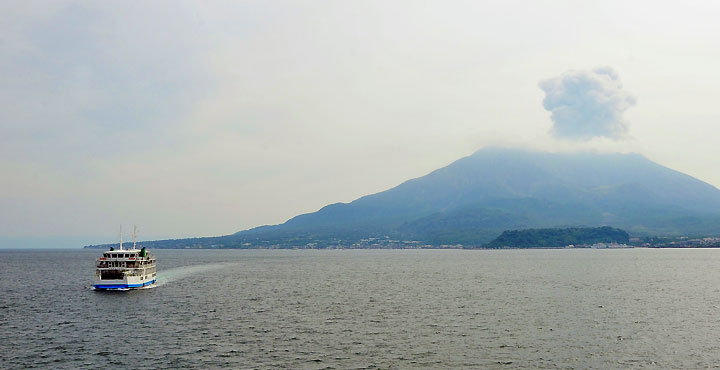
94, 226, 157, 290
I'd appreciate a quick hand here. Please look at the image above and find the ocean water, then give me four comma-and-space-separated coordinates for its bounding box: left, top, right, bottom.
2, 248, 720, 369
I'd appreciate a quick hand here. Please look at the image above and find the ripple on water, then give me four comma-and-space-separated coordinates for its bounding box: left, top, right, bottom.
3, 249, 720, 368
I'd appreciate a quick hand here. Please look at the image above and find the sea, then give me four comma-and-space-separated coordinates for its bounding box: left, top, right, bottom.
2, 248, 720, 369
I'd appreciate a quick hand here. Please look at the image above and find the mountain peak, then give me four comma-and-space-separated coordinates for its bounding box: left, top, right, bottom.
238, 147, 720, 246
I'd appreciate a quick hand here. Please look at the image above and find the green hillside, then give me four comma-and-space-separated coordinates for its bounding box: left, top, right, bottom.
485, 227, 630, 248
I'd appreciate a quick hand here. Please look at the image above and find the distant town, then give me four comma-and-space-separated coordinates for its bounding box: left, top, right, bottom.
290, 235, 720, 249
294, 236, 720, 249
85, 232, 720, 250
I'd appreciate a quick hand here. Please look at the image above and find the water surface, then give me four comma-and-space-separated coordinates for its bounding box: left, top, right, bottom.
2, 248, 720, 368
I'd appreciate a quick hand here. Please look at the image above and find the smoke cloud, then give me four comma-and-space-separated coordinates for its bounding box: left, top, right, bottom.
539, 67, 636, 140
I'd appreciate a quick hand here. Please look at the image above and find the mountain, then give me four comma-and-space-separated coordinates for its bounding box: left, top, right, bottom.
234, 148, 720, 245
85, 147, 720, 249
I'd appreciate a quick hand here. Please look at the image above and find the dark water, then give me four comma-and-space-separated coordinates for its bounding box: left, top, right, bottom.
2, 248, 720, 369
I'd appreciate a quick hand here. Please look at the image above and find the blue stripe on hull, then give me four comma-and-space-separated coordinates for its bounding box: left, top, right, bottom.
94, 279, 156, 290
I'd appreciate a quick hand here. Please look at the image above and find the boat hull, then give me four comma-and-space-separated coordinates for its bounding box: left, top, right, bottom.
93, 278, 157, 290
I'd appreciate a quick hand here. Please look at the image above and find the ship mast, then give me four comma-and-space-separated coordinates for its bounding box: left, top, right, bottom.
133, 225, 137, 249
119, 224, 123, 251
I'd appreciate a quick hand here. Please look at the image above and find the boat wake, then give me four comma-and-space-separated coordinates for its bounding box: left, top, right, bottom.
156, 263, 235, 286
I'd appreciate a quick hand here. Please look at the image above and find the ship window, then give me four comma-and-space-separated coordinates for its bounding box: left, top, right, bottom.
101, 269, 124, 280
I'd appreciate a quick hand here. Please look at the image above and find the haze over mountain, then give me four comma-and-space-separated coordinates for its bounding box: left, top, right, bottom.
87, 147, 720, 249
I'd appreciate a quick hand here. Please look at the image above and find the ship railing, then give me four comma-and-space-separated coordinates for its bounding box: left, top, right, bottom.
96, 263, 154, 268
95, 267, 150, 275
97, 257, 153, 261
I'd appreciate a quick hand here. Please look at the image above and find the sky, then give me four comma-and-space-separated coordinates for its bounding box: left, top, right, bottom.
2, 1, 720, 248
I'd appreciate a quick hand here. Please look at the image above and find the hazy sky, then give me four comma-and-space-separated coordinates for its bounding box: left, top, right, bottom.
2, 1, 720, 247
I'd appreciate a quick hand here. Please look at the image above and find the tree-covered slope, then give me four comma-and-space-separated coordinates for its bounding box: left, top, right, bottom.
485, 226, 630, 248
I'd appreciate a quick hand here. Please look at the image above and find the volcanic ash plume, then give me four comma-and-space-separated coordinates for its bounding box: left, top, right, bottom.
539, 67, 636, 140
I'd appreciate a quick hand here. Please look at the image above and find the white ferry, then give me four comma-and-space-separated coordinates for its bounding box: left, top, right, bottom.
94, 226, 157, 290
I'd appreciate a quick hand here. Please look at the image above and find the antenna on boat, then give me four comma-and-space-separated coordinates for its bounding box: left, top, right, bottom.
119, 224, 124, 251
133, 225, 137, 250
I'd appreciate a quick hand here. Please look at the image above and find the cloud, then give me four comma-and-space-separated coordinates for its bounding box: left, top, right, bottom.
539, 67, 636, 140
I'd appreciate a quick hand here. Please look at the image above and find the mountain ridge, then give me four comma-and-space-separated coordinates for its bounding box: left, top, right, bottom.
244, 147, 720, 237
86, 147, 720, 248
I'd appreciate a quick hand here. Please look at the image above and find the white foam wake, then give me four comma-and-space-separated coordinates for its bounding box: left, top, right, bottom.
156, 262, 235, 286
